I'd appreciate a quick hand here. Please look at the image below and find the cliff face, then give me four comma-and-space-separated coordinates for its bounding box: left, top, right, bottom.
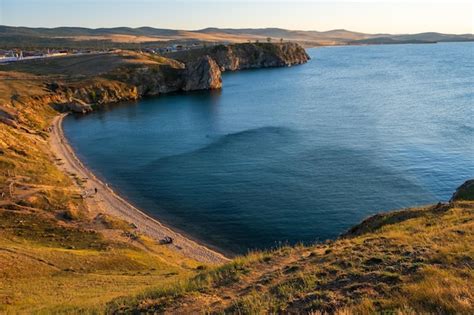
42, 43, 306, 113
168, 42, 310, 71
451, 179, 474, 201
0, 44, 308, 312
184, 56, 222, 91
1, 44, 473, 314
210, 42, 310, 71
42, 53, 223, 113
48, 80, 140, 114
0, 43, 307, 117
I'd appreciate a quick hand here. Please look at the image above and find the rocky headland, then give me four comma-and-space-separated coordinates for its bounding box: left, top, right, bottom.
0, 42, 308, 262
168, 42, 311, 71
0, 42, 310, 310
0, 42, 308, 116
1, 42, 472, 313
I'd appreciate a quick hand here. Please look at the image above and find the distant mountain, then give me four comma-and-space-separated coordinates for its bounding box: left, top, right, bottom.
350, 32, 474, 45
0, 25, 472, 48
349, 37, 437, 45
395, 32, 474, 42
0, 25, 183, 37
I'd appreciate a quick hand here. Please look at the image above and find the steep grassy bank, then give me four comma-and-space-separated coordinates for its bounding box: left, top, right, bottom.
0, 55, 209, 312
108, 190, 474, 314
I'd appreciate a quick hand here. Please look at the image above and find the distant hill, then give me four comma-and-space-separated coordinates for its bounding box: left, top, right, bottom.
349, 37, 437, 45
394, 32, 474, 42
0, 25, 473, 48
350, 32, 474, 45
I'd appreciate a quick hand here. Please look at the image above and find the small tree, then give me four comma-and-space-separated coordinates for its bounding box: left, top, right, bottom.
267, 37, 272, 43
280, 38, 284, 44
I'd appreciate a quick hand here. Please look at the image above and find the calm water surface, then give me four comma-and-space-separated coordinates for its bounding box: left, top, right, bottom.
64, 43, 474, 254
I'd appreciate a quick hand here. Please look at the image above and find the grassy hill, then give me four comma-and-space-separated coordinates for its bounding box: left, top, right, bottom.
0, 50, 472, 313
108, 193, 474, 314
0, 52, 205, 313
1, 25, 473, 49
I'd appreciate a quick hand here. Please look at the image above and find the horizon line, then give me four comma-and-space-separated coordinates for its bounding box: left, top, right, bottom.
2, 24, 473, 36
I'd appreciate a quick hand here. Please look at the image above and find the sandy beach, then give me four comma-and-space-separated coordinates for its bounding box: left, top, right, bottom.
49, 113, 229, 264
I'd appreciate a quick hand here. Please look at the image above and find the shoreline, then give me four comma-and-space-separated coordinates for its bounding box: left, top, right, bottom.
49, 113, 230, 264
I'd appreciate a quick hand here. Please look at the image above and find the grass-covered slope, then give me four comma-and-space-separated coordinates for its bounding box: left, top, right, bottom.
0, 130, 198, 311
0, 210, 200, 312
0, 55, 206, 313
0, 49, 472, 314
0, 47, 278, 312
1, 25, 473, 49
109, 191, 474, 314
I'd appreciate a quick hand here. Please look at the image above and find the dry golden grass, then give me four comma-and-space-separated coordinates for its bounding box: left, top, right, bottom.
1, 48, 472, 314
0, 51, 181, 78
0, 58, 203, 313
0, 154, 201, 313
109, 200, 474, 314
52, 28, 373, 46
0, 211, 199, 313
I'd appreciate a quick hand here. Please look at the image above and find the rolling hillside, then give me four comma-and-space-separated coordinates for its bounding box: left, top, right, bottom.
0, 40, 472, 313
1, 25, 473, 48
109, 185, 474, 314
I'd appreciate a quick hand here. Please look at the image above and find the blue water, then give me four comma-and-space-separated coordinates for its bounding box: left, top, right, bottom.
64, 43, 474, 255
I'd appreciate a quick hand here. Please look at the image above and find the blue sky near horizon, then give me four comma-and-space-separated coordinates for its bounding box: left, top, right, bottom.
0, 0, 472, 34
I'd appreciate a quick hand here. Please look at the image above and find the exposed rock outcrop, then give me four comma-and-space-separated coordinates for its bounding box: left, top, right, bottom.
211, 42, 310, 71
53, 98, 93, 114
0, 105, 19, 128
44, 57, 221, 113
168, 42, 310, 71
451, 179, 474, 201
109, 65, 185, 96
184, 56, 222, 91
1, 43, 308, 121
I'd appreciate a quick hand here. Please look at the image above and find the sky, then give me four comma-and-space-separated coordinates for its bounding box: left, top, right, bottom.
0, 0, 473, 34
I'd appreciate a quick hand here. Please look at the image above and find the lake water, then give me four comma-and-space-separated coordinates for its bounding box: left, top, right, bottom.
64, 43, 474, 255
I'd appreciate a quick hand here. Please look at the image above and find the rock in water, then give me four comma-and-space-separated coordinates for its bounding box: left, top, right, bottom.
51, 97, 93, 114
184, 55, 222, 91
451, 179, 474, 201
66, 98, 93, 114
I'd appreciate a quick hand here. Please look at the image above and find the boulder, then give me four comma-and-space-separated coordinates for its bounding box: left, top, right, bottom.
67, 98, 93, 113
53, 98, 93, 114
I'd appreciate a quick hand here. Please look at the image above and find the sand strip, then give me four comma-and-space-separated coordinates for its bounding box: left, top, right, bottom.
49, 113, 229, 264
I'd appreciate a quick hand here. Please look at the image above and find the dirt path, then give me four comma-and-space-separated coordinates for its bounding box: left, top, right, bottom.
49, 113, 229, 264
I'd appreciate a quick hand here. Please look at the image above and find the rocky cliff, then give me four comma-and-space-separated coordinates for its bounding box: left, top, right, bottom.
1, 43, 473, 314
184, 56, 222, 91
25, 52, 224, 114
167, 42, 310, 71
211, 42, 310, 71
43, 43, 306, 113
0, 43, 307, 117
